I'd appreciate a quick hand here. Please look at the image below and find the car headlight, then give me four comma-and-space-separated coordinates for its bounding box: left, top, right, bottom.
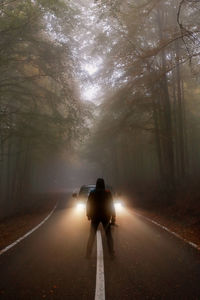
76, 202, 86, 211
114, 201, 123, 210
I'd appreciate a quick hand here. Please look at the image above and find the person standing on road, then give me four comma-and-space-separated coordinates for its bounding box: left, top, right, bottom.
86, 178, 116, 258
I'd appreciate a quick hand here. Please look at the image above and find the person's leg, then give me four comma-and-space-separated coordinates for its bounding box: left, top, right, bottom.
86, 220, 99, 257
102, 219, 115, 256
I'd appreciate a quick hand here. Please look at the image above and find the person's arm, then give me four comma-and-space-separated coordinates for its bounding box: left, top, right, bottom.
110, 192, 116, 224
86, 192, 92, 220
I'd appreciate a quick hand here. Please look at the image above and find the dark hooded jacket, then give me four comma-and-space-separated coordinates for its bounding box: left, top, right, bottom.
86, 179, 116, 221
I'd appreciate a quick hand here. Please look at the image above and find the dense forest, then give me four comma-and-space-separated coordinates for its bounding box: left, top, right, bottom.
1, 0, 200, 217
82, 0, 200, 203
0, 0, 84, 217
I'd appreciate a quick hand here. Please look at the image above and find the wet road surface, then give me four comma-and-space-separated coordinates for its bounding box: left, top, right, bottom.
0, 196, 200, 299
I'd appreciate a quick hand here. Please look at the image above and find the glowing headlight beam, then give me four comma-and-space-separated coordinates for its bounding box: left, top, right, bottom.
114, 202, 123, 210
76, 203, 86, 211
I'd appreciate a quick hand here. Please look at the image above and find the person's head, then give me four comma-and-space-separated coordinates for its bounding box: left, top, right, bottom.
96, 178, 105, 190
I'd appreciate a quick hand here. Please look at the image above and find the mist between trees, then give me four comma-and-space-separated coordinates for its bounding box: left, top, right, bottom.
0, 0, 84, 218
1, 0, 200, 218
80, 0, 200, 204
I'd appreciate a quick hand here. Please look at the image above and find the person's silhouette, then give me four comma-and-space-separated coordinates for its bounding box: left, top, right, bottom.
86, 178, 116, 258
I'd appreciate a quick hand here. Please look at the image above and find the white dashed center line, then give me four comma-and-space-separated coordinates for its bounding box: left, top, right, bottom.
95, 230, 105, 300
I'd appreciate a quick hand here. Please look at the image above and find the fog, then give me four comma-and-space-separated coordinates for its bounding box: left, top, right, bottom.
1, 0, 200, 218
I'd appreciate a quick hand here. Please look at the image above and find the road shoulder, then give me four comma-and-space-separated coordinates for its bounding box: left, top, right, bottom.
0, 195, 56, 250
134, 206, 200, 249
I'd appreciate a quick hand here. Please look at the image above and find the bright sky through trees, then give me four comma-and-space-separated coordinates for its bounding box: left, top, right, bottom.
71, 0, 105, 103
81, 59, 102, 102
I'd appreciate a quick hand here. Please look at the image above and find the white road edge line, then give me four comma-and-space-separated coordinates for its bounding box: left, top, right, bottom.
0, 202, 58, 256
95, 230, 105, 300
134, 212, 200, 251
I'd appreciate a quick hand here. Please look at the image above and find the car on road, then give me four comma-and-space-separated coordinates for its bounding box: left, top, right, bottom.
73, 184, 123, 211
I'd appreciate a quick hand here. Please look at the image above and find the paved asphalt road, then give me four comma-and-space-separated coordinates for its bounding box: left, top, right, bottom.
1, 195, 200, 300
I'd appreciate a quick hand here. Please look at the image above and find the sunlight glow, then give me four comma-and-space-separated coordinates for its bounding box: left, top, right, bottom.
83, 63, 99, 75
82, 84, 100, 102
82, 58, 102, 76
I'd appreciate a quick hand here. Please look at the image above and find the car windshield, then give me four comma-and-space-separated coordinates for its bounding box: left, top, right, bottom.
79, 185, 95, 197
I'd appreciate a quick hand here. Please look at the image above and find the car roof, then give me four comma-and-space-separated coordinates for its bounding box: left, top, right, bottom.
80, 184, 113, 190
79, 185, 95, 190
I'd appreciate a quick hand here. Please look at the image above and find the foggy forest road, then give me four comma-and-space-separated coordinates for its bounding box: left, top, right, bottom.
1, 195, 200, 300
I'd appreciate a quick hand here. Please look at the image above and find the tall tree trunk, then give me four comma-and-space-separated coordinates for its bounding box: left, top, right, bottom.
175, 40, 185, 180
172, 69, 180, 182
152, 96, 164, 183
157, 7, 175, 190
